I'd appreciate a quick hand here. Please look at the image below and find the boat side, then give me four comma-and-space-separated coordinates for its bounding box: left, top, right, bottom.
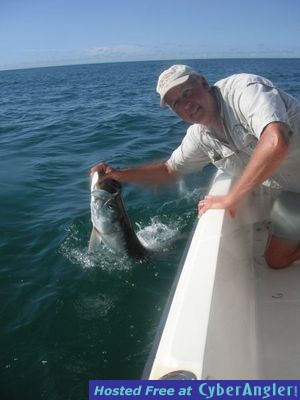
143, 171, 259, 379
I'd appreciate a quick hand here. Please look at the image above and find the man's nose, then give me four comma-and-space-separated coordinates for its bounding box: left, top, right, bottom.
183, 100, 195, 112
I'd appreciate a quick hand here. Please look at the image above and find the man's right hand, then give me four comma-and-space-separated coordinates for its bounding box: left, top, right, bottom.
90, 162, 118, 180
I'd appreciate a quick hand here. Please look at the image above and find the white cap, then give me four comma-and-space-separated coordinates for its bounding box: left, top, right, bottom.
156, 65, 198, 107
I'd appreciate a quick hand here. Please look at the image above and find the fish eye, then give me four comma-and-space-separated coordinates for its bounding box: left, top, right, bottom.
107, 202, 115, 210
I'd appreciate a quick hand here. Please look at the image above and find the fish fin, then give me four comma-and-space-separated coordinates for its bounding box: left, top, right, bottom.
88, 227, 102, 253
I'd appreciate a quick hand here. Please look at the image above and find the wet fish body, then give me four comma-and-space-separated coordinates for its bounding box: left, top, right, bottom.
89, 172, 148, 259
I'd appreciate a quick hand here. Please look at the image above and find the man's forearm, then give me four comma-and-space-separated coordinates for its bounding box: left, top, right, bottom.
228, 122, 290, 204
114, 162, 180, 185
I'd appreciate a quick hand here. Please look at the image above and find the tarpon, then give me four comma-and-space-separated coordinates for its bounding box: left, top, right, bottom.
89, 171, 148, 258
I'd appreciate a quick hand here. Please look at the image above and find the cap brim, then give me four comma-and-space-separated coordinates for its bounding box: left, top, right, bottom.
160, 75, 190, 107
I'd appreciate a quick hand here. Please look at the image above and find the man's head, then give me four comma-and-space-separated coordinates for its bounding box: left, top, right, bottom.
156, 65, 198, 107
156, 64, 217, 126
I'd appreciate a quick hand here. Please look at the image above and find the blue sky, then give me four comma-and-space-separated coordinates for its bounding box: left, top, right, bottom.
1, 0, 300, 70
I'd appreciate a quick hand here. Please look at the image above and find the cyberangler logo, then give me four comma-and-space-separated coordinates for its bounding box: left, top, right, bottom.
198, 382, 298, 400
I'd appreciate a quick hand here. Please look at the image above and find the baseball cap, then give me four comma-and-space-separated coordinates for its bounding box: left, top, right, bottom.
156, 65, 198, 107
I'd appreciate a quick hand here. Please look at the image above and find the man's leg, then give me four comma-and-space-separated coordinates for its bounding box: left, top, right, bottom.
265, 235, 300, 269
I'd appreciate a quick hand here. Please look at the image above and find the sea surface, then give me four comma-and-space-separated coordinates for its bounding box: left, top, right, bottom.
1, 58, 300, 399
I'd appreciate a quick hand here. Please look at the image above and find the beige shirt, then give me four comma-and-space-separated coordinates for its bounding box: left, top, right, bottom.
167, 73, 300, 192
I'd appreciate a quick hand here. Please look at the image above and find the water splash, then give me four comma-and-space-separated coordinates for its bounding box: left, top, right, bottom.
136, 216, 180, 251
61, 213, 183, 270
60, 223, 131, 271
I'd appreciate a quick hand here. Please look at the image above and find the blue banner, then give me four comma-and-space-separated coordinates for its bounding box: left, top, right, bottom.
89, 380, 299, 400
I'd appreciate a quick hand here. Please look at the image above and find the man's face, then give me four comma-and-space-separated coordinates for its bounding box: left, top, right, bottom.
164, 76, 217, 126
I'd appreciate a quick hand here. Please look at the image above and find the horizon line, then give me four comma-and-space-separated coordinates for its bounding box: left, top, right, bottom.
1, 56, 300, 73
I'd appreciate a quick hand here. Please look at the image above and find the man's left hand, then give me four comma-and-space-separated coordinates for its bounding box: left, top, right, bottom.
198, 195, 236, 218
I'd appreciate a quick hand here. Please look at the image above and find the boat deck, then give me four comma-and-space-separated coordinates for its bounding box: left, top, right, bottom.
253, 223, 300, 379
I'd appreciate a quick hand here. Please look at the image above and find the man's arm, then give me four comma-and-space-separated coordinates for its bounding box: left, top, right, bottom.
199, 122, 291, 215
228, 122, 290, 202
90, 161, 180, 185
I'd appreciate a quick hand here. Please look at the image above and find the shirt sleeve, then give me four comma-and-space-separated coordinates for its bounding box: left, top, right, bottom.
237, 82, 290, 139
166, 125, 210, 174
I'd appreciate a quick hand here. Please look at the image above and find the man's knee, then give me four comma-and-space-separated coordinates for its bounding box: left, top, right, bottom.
264, 235, 300, 269
264, 251, 292, 269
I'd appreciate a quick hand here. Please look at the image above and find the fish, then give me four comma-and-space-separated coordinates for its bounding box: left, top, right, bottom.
88, 171, 148, 259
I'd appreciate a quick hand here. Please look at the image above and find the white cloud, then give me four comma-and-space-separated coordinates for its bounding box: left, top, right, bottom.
87, 44, 145, 58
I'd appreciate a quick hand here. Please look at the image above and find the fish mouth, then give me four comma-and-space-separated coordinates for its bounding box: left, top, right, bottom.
91, 189, 119, 205
91, 189, 114, 197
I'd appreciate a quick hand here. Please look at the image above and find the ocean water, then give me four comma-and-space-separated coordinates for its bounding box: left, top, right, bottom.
1, 58, 300, 399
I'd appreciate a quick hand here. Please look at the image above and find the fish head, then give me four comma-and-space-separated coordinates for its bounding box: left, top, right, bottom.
91, 189, 123, 233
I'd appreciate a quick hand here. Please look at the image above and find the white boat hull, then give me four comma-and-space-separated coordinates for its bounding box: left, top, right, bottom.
143, 171, 300, 379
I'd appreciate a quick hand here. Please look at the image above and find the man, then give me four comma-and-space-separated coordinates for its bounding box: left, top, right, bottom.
91, 65, 300, 269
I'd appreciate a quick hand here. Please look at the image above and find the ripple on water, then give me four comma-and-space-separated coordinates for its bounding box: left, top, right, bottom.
74, 293, 114, 320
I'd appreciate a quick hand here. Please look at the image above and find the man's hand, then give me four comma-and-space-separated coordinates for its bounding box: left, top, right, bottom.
90, 162, 119, 180
198, 194, 236, 218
